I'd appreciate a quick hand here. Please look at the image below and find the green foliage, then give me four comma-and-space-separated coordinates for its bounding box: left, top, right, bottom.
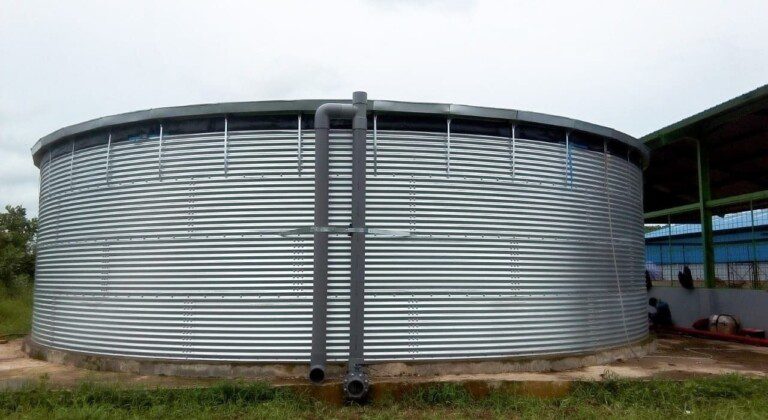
0, 375, 767, 419
0, 205, 37, 337
0, 205, 37, 291
0, 285, 33, 337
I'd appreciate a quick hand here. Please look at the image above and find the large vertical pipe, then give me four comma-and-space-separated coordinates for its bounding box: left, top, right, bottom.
348, 92, 367, 370
309, 109, 330, 384
343, 92, 370, 401
309, 100, 357, 384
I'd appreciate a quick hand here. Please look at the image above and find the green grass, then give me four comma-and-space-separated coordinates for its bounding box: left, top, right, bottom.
0, 284, 33, 338
0, 375, 767, 419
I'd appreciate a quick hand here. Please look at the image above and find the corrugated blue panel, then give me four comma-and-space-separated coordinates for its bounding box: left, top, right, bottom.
646, 233, 768, 264
645, 209, 768, 240
645, 244, 705, 264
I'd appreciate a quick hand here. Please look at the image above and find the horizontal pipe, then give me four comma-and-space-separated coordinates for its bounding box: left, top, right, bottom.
667, 326, 768, 347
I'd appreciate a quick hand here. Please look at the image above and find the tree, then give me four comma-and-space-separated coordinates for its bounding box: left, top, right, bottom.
0, 205, 38, 289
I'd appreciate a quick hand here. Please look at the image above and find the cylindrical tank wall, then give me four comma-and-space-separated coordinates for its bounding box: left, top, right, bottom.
32, 122, 646, 362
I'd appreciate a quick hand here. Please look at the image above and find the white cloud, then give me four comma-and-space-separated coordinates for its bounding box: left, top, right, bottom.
1, 0, 767, 216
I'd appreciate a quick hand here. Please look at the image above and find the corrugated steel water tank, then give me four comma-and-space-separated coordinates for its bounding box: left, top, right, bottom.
29, 98, 649, 365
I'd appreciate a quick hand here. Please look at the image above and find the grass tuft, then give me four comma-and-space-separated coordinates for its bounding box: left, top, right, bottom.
406, 383, 473, 407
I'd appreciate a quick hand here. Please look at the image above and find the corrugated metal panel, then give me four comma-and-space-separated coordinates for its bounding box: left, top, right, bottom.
32, 126, 646, 362
34, 129, 316, 360
365, 131, 646, 360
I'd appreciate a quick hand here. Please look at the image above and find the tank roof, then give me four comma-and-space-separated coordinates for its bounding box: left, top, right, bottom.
31, 99, 648, 167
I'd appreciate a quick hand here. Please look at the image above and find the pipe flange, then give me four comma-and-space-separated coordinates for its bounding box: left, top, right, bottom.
343, 370, 370, 402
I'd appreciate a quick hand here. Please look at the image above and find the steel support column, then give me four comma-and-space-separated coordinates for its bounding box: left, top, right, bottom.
751, 201, 759, 289
696, 139, 715, 288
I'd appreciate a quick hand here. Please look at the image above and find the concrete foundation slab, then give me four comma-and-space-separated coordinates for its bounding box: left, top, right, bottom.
21, 337, 653, 381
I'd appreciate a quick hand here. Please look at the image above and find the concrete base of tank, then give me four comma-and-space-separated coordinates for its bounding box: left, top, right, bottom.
22, 336, 655, 381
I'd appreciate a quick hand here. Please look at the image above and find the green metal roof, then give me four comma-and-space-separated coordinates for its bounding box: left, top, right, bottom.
642, 84, 768, 218
642, 84, 768, 149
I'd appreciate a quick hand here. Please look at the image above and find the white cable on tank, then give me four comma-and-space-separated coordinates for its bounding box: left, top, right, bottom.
603, 140, 637, 358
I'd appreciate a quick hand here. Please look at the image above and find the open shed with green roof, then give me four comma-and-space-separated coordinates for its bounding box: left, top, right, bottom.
643, 84, 768, 288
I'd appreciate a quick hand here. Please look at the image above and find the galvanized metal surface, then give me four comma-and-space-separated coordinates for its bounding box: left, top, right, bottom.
32, 126, 646, 362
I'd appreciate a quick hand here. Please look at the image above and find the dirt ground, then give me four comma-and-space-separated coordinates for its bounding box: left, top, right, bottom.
1, 332, 766, 391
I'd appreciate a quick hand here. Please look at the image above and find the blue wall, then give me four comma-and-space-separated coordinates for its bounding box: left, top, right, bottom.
646, 227, 768, 264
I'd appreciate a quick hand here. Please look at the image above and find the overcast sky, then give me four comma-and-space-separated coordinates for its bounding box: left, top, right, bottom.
1, 0, 766, 217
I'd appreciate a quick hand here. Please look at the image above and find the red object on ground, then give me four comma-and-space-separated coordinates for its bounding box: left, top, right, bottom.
692, 318, 709, 331
666, 326, 768, 347
741, 328, 766, 339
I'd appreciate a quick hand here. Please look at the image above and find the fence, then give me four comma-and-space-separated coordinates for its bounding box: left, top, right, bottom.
645, 205, 768, 289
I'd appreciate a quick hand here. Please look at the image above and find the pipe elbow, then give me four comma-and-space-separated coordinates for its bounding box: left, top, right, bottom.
315, 103, 357, 129
314, 103, 335, 129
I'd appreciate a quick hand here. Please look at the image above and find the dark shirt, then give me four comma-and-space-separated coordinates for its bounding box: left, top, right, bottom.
651, 301, 672, 325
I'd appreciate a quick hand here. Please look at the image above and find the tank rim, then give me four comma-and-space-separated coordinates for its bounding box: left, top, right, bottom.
30, 98, 648, 167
